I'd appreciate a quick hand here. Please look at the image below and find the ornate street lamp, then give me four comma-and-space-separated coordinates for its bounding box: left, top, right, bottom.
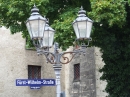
26, 5, 46, 40
72, 6, 93, 40
40, 20, 55, 48
26, 6, 93, 97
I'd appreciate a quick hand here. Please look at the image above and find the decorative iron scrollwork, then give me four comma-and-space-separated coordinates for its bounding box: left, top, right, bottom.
60, 52, 77, 64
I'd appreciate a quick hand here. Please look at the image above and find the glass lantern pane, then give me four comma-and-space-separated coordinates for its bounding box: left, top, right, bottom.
42, 31, 54, 47
28, 20, 46, 39
78, 21, 87, 38
42, 31, 48, 47
26, 22, 33, 39
38, 20, 46, 38
49, 31, 54, 47
86, 21, 92, 38
73, 23, 79, 39
29, 20, 39, 38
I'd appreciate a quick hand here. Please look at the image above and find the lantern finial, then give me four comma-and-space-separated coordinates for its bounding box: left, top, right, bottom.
80, 6, 83, 10
31, 4, 39, 15
46, 18, 49, 24
78, 6, 86, 17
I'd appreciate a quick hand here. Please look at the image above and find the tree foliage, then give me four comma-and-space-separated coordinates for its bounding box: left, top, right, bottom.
0, 0, 91, 49
89, 0, 130, 97
51, 7, 79, 50
1, 0, 130, 97
89, 0, 126, 27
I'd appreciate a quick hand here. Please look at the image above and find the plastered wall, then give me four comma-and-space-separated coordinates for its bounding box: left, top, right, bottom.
0, 27, 65, 97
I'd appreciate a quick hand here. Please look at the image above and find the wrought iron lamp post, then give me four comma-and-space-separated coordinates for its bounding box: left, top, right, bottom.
26, 5, 93, 97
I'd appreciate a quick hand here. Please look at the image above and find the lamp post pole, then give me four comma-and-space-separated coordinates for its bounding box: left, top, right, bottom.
54, 66, 62, 97
53, 42, 62, 97
26, 5, 93, 97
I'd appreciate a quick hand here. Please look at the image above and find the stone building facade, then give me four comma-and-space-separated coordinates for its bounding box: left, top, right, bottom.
64, 47, 108, 97
95, 48, 108, 97
0, 27, 107, 97
0, 27, 65, 97
65, 47, 96, 97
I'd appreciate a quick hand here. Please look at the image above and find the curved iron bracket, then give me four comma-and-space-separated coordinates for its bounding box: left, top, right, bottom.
35, 41, 90, 65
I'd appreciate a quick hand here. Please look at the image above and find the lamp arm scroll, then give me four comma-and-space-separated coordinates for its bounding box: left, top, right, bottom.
37, 49, 55, 64
59, 50, 83, 64
43, 52, 55, 64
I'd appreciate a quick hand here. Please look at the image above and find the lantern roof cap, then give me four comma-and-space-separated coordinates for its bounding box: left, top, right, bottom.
31, 4, 39, 14
78, 6, 86, 17
72, 6, 93, 24
26, 5, 46, 22
45, 18, 55, 32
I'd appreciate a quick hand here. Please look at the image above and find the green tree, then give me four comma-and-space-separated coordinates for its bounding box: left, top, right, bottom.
89, 0, 130, 97
0, 0, 91, 48
0, 0, 49, 47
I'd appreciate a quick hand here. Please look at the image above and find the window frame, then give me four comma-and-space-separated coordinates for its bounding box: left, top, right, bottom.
73, 63, 80, 81
28, 65, 41, 79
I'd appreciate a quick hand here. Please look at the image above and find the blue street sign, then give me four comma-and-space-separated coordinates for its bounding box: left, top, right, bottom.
16, 79, 55, 86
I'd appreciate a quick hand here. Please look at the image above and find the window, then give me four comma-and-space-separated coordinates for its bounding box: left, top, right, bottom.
28, 65, 41, 79
74, 64, 80, 81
